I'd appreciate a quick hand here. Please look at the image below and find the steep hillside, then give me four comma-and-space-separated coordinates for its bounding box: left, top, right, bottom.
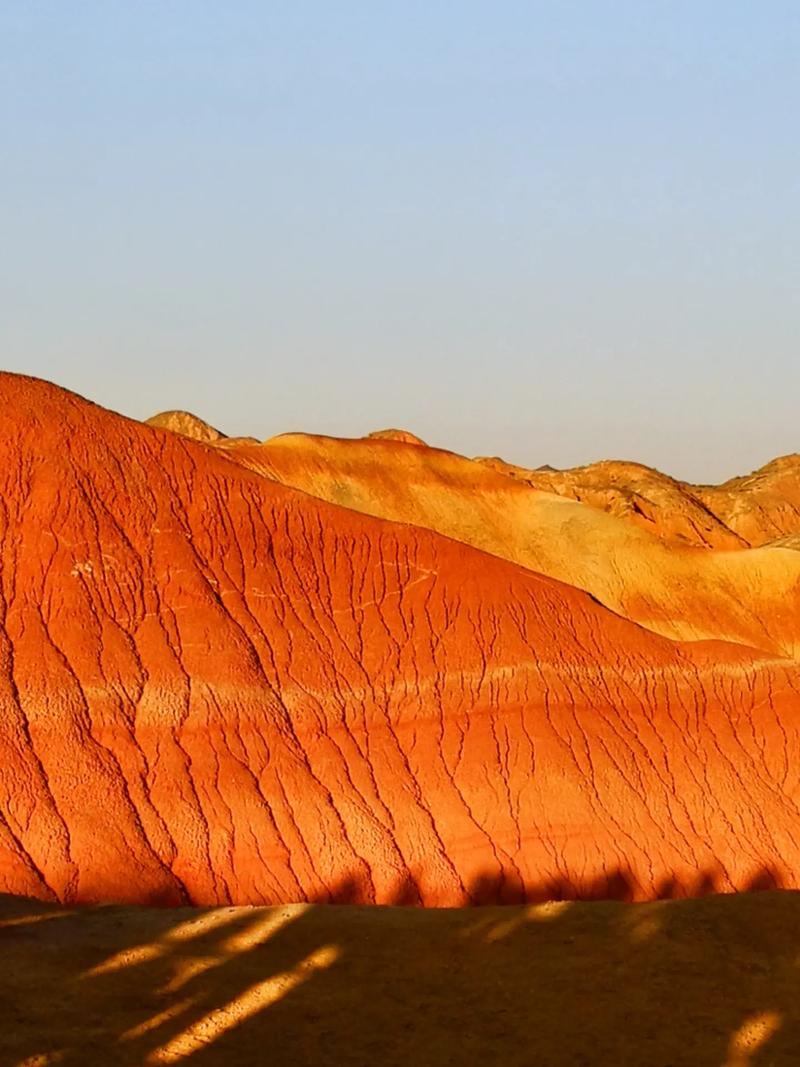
2, 374, 800, 906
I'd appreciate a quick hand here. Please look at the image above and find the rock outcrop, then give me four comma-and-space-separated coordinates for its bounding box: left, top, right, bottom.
145, 410, 226, 444
366, 428, 427, 446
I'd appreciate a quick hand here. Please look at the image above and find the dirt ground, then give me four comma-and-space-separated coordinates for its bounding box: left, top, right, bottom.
3, 890, 800, 1066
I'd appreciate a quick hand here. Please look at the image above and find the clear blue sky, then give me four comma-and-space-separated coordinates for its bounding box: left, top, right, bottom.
2, 2, 798, 481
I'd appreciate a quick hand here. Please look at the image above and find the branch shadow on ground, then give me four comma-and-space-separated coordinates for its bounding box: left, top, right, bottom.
2, 866, 800, 1067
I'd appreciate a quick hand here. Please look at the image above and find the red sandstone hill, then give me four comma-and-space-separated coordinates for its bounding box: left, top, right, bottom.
2, 373, 800, 909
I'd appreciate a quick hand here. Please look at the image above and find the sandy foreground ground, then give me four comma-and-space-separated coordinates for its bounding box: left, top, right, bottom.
3, 891, 800, 1066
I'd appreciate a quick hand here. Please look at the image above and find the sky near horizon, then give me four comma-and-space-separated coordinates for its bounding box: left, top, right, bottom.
2, 3, 798, 482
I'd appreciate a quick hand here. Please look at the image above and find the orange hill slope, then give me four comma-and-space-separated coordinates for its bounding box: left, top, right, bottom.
695, 454, 800, 547
479, 451, 800, 550
3, 374, 800, 908
478, 454, 746, 549
213, 432, 800, 658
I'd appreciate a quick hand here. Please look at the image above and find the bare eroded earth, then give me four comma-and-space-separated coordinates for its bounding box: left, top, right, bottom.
3, 890, 800, 1066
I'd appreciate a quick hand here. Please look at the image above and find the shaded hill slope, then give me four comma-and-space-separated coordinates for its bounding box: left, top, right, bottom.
3, 888, 800, 1066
